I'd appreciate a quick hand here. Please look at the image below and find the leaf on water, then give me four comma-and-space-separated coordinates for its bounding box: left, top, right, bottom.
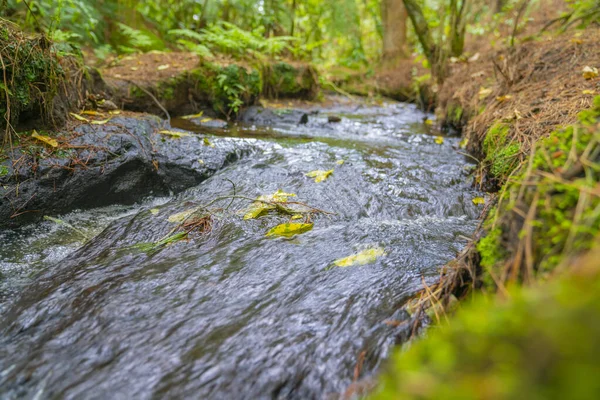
157, 64, 170, 70
271, 189, 296, 202
266, 223, 313, 238
333, 247, 386, 267
459, 138, 469, 149
181, 111, 204, 120
91, 118, 112, 125
478, 87, 492, 100
336, 160, 345, 165
203, 137, 215, 147
472, 197, 485, 205
31, 130, 58, 148
306, 169, 333, 183
583, 66, 599, 80
244, 203, 275, 220
81, 110, 104, 116
291, 214, 303, 220
168, 209, 195, 223
434, 136, 444, 145
159, 130, 191, 138
243, 190, 296, 219
150, 208, 160, 215
69, 112, 89, 122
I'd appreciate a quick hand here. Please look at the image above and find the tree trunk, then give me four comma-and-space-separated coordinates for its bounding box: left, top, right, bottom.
381, 0, 409, 65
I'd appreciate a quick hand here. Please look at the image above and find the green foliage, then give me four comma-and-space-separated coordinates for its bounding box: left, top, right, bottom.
372, 267, 600, 400
483, 122, 521, 180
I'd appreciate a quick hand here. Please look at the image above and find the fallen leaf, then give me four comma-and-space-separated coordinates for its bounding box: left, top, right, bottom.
435, 136, 444, 145
69, 112, 89, 122
336, 160, 345, 165
291, 214, 303, 220
157, 64, 170, 70
200, 118, 212, 123
478, 87, 492, 100
31, 130, 58, 147
582, 90, 595, 95
108, 110, 122, 115
424, 119, 434, 126
459, 138, 469, 149
181, 112, 204, 120
198, 159, 204, 164
334, 247, 386, 267
130, 67, 138, 71
306, 169, 333, 183
266, 222, 313, 238
203, 138, 215, 147
168, 209, 195, 223
472, 197, 485, 205
582, 66, 598, 80
159, 130, 191, 138
91, 118, 111, 125
468, 52, 480, 63
243, 190, 296, 219
496, 95, 512, 102
570, 38, 583, 45
150, 208, 160, 215
81, 110, 104, 116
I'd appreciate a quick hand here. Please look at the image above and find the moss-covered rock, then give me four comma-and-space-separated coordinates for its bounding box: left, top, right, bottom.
372, 250, 600, 400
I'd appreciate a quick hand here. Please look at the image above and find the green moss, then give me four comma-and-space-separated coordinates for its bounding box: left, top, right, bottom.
263, 62, 318, 99
477, 226, 505, 270
372, 268, 600, 400
0, 165, 8, 176
483, 122, 521, 181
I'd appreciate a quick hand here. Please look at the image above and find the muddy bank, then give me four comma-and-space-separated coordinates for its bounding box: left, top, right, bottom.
0, 115, 254, 228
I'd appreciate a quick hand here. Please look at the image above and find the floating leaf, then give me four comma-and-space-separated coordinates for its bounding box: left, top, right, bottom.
333, 247, 386, 267
69, 112, 89, 122
159, 130, 191, 138
203, 137, 215, 147
459, 138, 469, 149
168, 209, 195, 223
434, 136, 444, 145
91, 118, 111, 125
336, 160, 345, 165
472, 197, 485, 205
150, 208, 160, 215
31, 130, 58, 148
582, 66, 598, 80
266, 223, 313, 238
306, 169, 333, 183
157, 64, 170, 70
181, 111, 204, 120
478, 87, 492, 100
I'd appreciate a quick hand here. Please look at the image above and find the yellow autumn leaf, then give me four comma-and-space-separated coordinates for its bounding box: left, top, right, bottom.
157, 64, 170, 70
203, 137, 215, 147
168, 209, 195, 223
69, 112, 89, 122
424, 119, 434, 126
435, 136, 444, 145
472, 197, 485, 205
266, 223, 313, 238
243, 190, 296, 219
582, 66, 598, 80
159, 130, 191, 138
91, 118, 112, 125
31, 130, 58, 148
336, 160, 345, 165
570, 38, 583, 45
496, 95, 512, 102
459, 138, 469, 149
306, 169, 333, 183
333, 247, 386, 267
150, 208, 160, 215
181, 112, 204, 120
582, 90, 595, 95
478, 87, 492, 100
109, 110, 122, 115
200, 118, 212, 123
81, 110, 104, 116
291, 214, 303, 220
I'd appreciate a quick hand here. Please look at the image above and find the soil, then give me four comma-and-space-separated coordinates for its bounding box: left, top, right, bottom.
101, 52, 201, 84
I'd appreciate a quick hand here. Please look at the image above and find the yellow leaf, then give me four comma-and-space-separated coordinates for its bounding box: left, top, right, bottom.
159, 130, 191, 138
291, 214, 303, 220
570, 38, 583, 45
582, 90, 595, 95
434, 136, 444, 145
31, 130, 58, 148
306, 169, 333, 183
271, 189, 296, 202
424, 119, 434, 126
81, 110, 104, 116
478, 87, 492, 100
200, 118, 212, 123
203, 137, 215, 147
472, 197, 485, 205
130, 67, 138, 71
333, 247, 386, 267
459, 138, 469, 149
336, 160, 345, 165
109, 110, 122, 115
181, 112, 204, 120
243, 203, 275, 220
582, 66, 598, 80
157, 64, 170, 70
168, 209, 195, 223
198, 159, 204, 164
69, 112, 89, 122
496, 95, 512, 102
91, 118, 111, 125
243, 190, 296, 219
266, 223, 313, 238
150, 208, 159, 215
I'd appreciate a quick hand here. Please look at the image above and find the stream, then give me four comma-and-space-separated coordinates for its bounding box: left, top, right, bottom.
0, 100, 481, 399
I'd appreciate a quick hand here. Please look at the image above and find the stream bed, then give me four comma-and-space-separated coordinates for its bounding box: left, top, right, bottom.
0, 100, 481, 399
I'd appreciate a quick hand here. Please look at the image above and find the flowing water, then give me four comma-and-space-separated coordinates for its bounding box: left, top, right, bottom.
0, 101, 481, 399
